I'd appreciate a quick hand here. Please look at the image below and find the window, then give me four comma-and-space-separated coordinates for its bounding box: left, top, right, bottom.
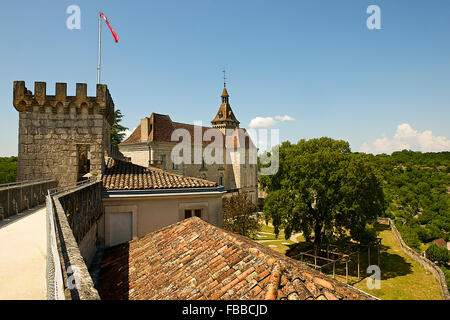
185, 209, 202, 219
171, 154, 179, 170
77, 144, 91, 181
201, 157, 206, 169
160, 154, 166, 170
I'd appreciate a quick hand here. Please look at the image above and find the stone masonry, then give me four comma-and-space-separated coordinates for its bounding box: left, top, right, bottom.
13, 81, 115, 186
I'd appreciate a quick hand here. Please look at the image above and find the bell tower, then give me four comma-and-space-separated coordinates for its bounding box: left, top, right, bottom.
211, 86, 239, 134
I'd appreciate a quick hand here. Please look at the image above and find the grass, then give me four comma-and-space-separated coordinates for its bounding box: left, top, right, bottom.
352, 223, 442, 300
257, 221, 443, 300
260, 240, 295, 254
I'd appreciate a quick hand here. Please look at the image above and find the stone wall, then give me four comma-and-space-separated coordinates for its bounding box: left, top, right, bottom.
13, 81, 114, 186
56, 181, 104, 249
119, 141, 258, 203
378, 217, 450, 300
48, 180, 103, 300
0, 179, 56, 218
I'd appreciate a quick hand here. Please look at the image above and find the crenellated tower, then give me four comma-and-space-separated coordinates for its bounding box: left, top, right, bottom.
13, 81, 115, 186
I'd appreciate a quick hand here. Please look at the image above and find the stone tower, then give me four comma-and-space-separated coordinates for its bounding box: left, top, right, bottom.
13, 81, 115, 186
211, 87, 239, 134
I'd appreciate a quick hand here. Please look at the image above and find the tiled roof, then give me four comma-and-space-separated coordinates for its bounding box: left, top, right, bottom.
432, 238, 447, 247
121, 113, 221, 146
121, 113, 253, 149
97, 217, 375, 300
102, 158, 218, 191
211, 103, 239, 124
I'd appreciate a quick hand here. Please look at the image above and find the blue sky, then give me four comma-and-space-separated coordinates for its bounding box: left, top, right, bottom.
1, 0, 450, 156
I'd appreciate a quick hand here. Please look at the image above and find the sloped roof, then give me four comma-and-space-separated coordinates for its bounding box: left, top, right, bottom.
102, 158, 218, 191
432, 238, 447, 247
97, 217, 375, 300
121, 113, 254, 149
121, 113, 220, 146
211, 103, 240, 124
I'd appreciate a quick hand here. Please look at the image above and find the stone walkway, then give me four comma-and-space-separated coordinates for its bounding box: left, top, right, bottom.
0, 206, 47, 300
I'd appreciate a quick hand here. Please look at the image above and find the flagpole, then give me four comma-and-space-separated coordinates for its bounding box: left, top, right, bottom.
97, 13, 102, 84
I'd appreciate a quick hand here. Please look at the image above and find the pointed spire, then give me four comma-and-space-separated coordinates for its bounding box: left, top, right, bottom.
212, 84, 239, 133
222, 87, 229, 97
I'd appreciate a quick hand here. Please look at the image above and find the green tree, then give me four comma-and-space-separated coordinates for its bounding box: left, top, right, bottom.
262, 137, 385, 245
222, 191, 260, 238
426, 244, 449, 263
110, 109, 129, 147
0, 157, 18, 184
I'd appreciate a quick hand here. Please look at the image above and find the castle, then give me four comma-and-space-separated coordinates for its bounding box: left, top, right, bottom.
13, 81, 115, 186
119, 87, 259, 203
8, 81, 377, 302
11, 80, 256, 249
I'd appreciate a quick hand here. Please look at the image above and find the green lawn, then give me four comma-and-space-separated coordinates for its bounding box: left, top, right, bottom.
260, 239, 295, 254
256, 221, 443, 300
352, 224, 442, 300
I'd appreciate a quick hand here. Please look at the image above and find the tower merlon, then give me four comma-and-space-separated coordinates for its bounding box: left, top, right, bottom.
13, 81, 115, 125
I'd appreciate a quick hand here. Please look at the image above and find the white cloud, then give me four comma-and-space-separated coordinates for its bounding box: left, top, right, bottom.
249, 115, 295, 128
274, 115, 295, 122
360, 123, 450, 154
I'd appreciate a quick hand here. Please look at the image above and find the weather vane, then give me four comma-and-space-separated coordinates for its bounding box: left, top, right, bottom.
222, 69, 227, 88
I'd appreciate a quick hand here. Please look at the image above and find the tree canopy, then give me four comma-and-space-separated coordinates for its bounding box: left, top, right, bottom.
262, 137, 385, 245
0, 157, 17, 184
222, 191, 260, 238
110, 109, 129, 147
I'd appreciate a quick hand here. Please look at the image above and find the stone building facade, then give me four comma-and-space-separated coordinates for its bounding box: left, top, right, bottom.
13, 81, 115, 186
119, 87, 258, 202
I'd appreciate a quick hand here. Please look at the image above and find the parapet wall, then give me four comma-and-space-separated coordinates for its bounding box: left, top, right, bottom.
13, 81, 114, 125
13, 81, 115, 186
0, 179, 56, 218
377, 217, 450, 300
47, 180, 104, 300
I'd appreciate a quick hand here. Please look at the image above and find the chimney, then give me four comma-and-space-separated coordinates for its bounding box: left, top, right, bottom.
140, 117, 150, 142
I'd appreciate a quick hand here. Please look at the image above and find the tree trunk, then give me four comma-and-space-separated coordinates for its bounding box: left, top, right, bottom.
314, 222, 322, 245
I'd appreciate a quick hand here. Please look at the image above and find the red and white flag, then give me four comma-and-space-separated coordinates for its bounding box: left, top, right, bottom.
99, 12, 119, 43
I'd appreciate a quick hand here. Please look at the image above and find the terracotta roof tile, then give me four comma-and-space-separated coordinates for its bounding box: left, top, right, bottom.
121, 113, 252, 149
102, 157, 217, 191
432, 238, 447, 247
98, 217, 375, 300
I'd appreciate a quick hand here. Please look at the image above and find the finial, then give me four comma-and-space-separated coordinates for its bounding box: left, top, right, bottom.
222, 69, 227, 88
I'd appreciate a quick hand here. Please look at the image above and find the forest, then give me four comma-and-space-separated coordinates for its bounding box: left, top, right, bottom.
365, 150, 449, 250
366, 150, 450, 286
0, 156, 17, 184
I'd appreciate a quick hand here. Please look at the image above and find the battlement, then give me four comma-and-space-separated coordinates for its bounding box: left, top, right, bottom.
13, 81, 115, 125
